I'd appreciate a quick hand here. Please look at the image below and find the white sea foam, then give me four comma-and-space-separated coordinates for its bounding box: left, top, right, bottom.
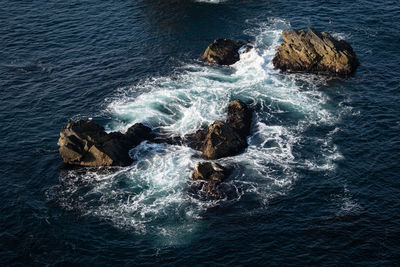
53, 18, 349, 242
331, 32, 352, 41
53, 143, 210, 241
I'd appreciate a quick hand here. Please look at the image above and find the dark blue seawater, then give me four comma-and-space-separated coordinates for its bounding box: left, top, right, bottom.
1, 0, 399, 265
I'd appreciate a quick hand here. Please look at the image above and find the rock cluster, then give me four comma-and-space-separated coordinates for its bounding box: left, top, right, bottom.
192, 162, 229, 198
188, 100, 252, 197
201, 38, 252, 65
58, 119, 151, 167
272, 28, 359, 76
58, 29, 359, 198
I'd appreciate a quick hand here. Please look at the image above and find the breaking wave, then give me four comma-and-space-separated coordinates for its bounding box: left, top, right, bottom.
49, 18, 350, 244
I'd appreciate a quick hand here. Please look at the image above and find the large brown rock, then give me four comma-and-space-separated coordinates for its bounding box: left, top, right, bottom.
272, 28, 359, 76
201, 121, 247, 159
185, 100, 252, 159
58, 119, 151, 167
184, 126, 208, 151
192, 162, 229, 198
201, 38, 251, 65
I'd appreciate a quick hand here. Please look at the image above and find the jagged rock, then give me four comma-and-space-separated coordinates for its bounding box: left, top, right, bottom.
226, 99, 252, 137
201, 121, 247, 159
58, 119, 151, 167
184, 126, 208, 151
201, 38, 251, 65
185, 100, 252, 159
192, 162, 229, 198
272, 28, 359, 76
192, 161, 227, 181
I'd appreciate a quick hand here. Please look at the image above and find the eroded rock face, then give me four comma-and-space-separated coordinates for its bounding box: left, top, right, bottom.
201, 38, 251, 65
226, 99, 252, 137
58, 119, 151, 167
184, 126, 208, 151
201, 120, 247, 159
272, 28, 359, 76
192, 162, 229, 198
185, 100, 252, 160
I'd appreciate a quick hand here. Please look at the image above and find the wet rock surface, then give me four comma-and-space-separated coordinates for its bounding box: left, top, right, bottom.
192, 162, 229, 198
273, 28, 359, 76
58, 119, 151, 167
201, 38, 251, 65
200, 120, 247, 159
226, 99, 252, 137
185, 99, 252, 159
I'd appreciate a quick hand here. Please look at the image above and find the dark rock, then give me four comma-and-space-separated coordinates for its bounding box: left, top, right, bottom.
125, 123, 152, 139
192, 162, 229, 198
58, 119, 152, 167
226, 99, 252, 137
184, 126, 208, 151
201, 38, 251, 65
200, 120, 247, 159
272, 28, 359, 76
192, 161, 227, 181
184, 100, 252, 160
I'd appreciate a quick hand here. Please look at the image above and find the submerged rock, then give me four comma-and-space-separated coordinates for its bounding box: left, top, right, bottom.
185, 100, 252, 160
202, 38, 251, 65
272, 28, 359, 76
192, 162, 229, 198
58, 119, 151, 167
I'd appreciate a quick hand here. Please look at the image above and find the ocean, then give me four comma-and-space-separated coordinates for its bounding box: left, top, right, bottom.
1, 0, 399, 265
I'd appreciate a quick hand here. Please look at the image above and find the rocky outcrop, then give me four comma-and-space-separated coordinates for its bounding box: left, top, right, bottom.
192, 162, 229, 198
185, 99, 252, 159
226, 99, 252, 137
202, 38, 252, 65
58, 119, 151, 167
201, 120, 247, 159
272, 28, 359, 76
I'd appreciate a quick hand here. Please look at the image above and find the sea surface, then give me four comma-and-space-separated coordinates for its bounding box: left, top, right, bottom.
1, 0, 399, 265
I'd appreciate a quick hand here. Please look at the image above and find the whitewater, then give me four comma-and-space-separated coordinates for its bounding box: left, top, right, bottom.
49, 18, 350, 245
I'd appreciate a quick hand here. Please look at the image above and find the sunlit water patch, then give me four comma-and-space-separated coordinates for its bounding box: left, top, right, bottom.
332, 185, 362, 216
51, 18, 351, 243
194, 0, 227, 3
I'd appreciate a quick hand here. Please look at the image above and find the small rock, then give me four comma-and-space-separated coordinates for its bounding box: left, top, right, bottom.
192, 161, 227, 181
192, 162, 229, 198
201, 38, 251, 65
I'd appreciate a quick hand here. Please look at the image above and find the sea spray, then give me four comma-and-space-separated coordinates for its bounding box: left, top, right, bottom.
51, 18, 348, 244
